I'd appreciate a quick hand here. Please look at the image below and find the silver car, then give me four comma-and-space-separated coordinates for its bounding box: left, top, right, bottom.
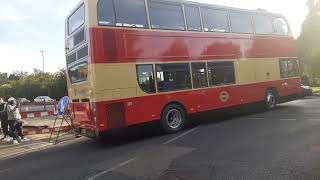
34, 96, 55, 103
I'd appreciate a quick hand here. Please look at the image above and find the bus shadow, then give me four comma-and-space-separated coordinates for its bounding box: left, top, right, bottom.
94, 103, 272, 147
96, 121, 164, 147
92, 101, 301, 148
189, 101, 299, 125
190, 102, 266, 125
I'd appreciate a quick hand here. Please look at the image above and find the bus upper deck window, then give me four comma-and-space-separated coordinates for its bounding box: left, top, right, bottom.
185, 5, 202, 32
201, 8, 230, 33
253, 14, 274, 35
273, 17, 289, 36
148, 1, 186, 31
97, 0, 148, 28
229, 11, 253, 34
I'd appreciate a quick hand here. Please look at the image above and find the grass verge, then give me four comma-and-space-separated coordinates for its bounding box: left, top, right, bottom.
312, 87, 320, 93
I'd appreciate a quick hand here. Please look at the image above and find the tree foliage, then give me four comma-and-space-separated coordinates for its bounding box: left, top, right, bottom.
297, 0, 320, 85
0, 69, 67, 101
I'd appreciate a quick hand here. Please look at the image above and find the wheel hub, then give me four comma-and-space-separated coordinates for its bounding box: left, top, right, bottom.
267, 93, 276, 108
166, 109, 182, 129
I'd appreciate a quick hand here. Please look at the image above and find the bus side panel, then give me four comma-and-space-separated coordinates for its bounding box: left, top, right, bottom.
277, 78, 302, 97
90, 28, 296, 64
98, 79, 299, 128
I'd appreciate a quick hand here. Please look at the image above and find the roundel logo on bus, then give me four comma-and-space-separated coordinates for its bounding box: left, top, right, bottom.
219, 91, 230, 102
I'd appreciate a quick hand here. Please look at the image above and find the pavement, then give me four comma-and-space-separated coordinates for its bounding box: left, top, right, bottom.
0, 132, 78, 160
23, 116, 71, 129
0, 95, 320, 180
0, 116, 74, 159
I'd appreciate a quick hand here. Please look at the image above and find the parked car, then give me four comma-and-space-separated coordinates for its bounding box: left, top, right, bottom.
301, 84, 313, 97
34, 96, 55, 103
16, 98, 31, 104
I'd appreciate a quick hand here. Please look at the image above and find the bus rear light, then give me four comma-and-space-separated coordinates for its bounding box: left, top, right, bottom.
91, 103, 98, 125
91, 103, 100, 137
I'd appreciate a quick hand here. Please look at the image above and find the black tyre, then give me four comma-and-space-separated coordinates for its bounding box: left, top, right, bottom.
264, 90, 277, 110
161, 104, 186, 134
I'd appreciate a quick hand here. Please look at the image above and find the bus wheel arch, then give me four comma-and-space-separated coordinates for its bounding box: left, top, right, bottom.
265, 87, 278, 110
160, 102, 188, 134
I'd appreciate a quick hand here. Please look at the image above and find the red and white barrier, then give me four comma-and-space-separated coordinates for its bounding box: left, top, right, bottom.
19, 102, 58, 119
20, 111, 57, 119
16, 102, 73, 136
23, 126, 71, 136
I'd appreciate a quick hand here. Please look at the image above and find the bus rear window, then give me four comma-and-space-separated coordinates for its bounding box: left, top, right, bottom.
68, 4, 85, 34
68, 62, 88, 84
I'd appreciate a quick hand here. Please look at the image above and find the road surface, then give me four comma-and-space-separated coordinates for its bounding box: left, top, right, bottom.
1, 96, 320, 180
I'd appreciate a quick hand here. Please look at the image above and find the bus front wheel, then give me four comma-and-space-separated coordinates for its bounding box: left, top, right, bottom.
161, 104, 186, 134
265, 90, 277, 110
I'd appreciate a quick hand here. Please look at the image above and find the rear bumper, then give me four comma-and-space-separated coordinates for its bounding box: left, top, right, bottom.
74, 127, 97, 139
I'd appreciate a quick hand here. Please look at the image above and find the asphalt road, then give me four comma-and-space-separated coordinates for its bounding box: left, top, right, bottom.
1, 96, 320, 180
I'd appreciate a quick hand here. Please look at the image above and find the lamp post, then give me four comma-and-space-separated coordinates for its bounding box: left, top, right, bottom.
40, 50, 45, 72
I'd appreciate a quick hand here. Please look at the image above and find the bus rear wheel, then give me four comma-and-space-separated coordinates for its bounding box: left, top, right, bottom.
161, 104, 186, 134
265, 90, 277, 110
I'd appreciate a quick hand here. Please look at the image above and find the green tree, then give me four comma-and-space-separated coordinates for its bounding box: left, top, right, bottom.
0, 69, 67, 101
297, 0, 320, 85
8, 71, 28, 81
0, 73, 8, 85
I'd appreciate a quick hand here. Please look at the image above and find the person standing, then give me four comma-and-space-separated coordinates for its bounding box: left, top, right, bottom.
0, 97, 10, 141
7, 97, 27, 144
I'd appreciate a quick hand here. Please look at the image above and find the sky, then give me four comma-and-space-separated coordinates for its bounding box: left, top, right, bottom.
0, 0, 309, 74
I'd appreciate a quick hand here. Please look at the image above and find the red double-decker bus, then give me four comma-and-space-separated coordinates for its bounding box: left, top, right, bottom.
66, 0, 301, 138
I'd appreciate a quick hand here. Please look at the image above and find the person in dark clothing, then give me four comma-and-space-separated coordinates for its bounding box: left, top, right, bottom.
0, 97, 9, 141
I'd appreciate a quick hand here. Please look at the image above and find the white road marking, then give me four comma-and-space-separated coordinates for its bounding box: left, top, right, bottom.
163, 128, 197, 145
118, 158, 137, 166
0, 168, 10, 174
0, 141, 47, 150
308, 119, 320, 121
248, 117, 266, 120
87, 157, 137, 180
280, 119, 297, 121
0, 143, 53, 160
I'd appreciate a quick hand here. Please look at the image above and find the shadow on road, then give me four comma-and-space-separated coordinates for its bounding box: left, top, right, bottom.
95, 102, 285, 147
65, 98, 310, 149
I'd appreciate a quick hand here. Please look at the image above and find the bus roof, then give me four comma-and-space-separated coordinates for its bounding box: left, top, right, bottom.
68, 0, 285, 19
153, 0, 284, 18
